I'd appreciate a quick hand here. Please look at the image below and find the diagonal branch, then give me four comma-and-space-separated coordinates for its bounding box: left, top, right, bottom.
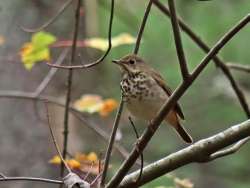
208, 136, 250, 160
227, 63, 250, 73
128, 117, 144, 187
0, 90, 133, 163
168, 0, 189, 80
44, 101, 71, 173
100, 97, 124, 187
20, 0, 74, 33
47, 0, 115, 69
34, 48, 70, 96
119, 120, 250, 187
133, 0, 153, 54
152, 0, 250, 117
106, 14, 250, 188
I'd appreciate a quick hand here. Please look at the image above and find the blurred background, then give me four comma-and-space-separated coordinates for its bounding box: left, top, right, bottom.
0, 0, 250, 188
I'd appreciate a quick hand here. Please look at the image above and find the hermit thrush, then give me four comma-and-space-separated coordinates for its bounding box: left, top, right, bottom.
112, 54, 193, 143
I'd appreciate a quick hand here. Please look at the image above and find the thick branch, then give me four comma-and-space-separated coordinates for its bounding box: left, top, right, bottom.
106, 14, 250, 188
119, 120, 250, 187
168, 0, 189, 80
153, 0, 250, 117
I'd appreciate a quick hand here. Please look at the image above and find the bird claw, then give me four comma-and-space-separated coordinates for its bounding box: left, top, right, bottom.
133, 138, 141, 153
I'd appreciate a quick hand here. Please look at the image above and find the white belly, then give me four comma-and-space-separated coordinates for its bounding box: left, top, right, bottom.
126, 87, 168, 120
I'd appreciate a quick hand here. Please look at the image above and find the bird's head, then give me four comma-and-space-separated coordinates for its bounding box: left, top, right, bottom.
112, 54, 147, 75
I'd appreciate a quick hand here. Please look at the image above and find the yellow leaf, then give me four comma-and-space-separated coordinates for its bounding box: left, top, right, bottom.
66, 159, 81, 169
49, 155, 61, 164
75, 152, 98, 163
174, 178, 193, 188
74, 95, 118, 116
74, 153, 88, 162
19, 31, 56, 70
86, 152, 98, 162
99, 99, 118, 117
73, 94, 103, 113
84, 33, 136, 51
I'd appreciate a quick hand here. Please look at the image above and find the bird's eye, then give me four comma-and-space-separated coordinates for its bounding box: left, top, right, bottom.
129, 59, 135, 64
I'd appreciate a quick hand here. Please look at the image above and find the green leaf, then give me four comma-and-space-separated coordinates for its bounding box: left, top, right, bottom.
32, 31, 56, 48
19, 31, 57, 70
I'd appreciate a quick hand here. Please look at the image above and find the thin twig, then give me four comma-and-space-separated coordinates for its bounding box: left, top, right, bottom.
100, 98, 124, 187
20, 0, 74, 33
91, 171, 103, 187
128, 117, 143, 187
83, 162, 94, 181
0, 90, 133, 163
106, 14, 250, 188
118, 120, 250, 188
153, 0, 250, 117
0, 176, 62, 184
133, 0, 153, 54
46, 0, 115, 69
0, 173, 6, 178
61, 0, 81, 177
208, 137, 250, 160
168, 0, 189, 80
44, 101, 71, 173
34, 48, 70, 96
227, 63, 250, 73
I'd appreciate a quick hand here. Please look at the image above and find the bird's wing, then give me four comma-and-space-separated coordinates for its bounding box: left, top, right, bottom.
149, 70, 185, 119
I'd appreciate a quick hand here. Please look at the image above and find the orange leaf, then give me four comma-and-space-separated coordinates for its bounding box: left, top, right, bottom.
66, 159, 81, 169
73, 95, 118, 117
99, 99, 118, 117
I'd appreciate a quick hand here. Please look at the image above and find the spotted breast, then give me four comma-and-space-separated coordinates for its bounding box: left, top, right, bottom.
120, 72, 168, 120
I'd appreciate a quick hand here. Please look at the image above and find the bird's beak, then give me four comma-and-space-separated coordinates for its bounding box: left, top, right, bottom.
112, 59, 130, 72
112, 59, 124, 67
112, 59, 120, 65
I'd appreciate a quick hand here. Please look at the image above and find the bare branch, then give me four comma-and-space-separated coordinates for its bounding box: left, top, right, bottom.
106, 14, 250, 188
100, 98, 124, 187
128, 117, 144, 187
153, 0, 250, 117
0, 176, 62, 185
227, 63, 250, 73
168, 0, 189, 80
119, 120, 250, 187
208, 137, 250, 160
133, 0, 153, 54
44, 101, 71, 173
20, 0, 74, 33
0, 90, 132, 162
61, 0, 81, 177
34, 48, 70, 96
47, 0, 115, 69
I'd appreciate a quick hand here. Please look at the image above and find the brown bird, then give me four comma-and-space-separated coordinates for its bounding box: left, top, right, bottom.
112, 54, 193, 143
